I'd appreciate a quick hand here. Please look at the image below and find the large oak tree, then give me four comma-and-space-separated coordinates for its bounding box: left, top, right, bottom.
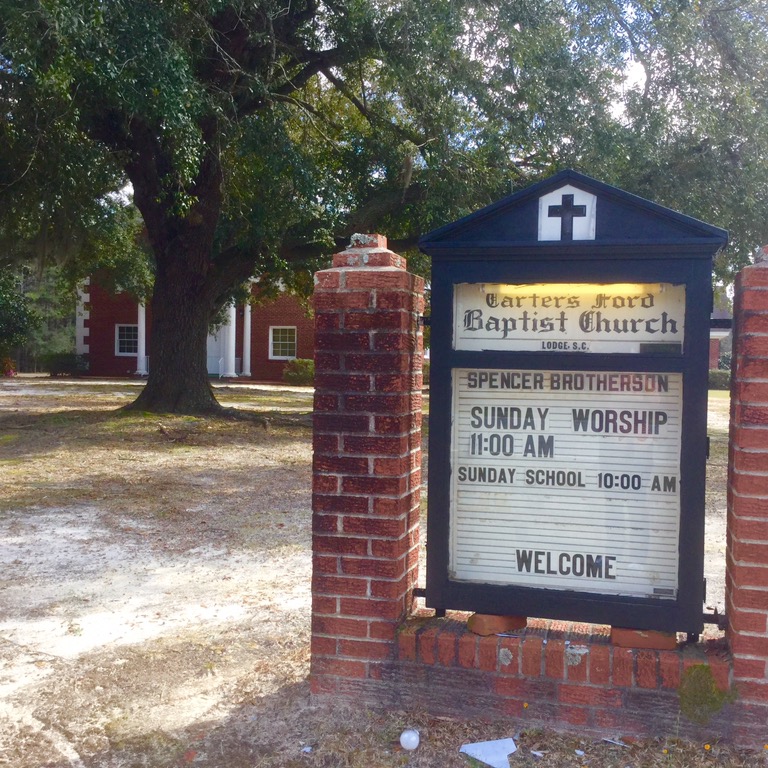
1, 0, 766, 412
0, 268, 38, 368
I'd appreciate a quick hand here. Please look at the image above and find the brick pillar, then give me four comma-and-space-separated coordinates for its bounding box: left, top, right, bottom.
310, 234, 424, 695
726, 253, 768, 735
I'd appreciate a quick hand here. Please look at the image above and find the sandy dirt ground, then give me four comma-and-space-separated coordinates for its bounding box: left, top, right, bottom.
0, 378, 738, 768
0, 378, 322, 767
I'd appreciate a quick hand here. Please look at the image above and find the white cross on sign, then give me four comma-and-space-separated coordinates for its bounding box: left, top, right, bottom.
538, 185, 596, 241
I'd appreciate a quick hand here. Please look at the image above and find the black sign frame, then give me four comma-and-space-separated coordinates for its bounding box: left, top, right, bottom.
419, 171, 728, 633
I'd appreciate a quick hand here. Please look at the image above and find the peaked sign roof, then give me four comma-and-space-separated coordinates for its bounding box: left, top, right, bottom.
419, 169, 728, 259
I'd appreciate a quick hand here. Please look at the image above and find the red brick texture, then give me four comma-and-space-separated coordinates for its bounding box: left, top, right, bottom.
83, 276, 314, 381
726, 261, 768, 726
310, 236, 424, 693
709, 337, 721, 369
85, 279, 151, 377
384, 619, 749, 742
245, 292, 315, 382
309, 252, 767, 747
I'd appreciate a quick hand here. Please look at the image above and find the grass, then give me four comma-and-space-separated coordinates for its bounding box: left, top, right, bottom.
0, 379, 763, 768
287, 716, 768, 768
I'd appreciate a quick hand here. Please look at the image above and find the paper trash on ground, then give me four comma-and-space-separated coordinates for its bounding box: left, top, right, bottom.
459, 737, 517, 768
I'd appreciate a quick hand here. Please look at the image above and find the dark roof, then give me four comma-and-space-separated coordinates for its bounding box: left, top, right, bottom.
419, 169, 728, 258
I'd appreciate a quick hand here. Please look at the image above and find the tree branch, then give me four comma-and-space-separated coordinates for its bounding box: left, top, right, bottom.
270, 93, 344, 146
278, 232, 420, 265
341, 184, 426, 235
608, 9, 653, 100
320, 66, 429, 147
320, 67, 370, 118
229, 46, 351, 118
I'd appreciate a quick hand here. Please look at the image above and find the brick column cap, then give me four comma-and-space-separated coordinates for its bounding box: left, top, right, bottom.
736, 253, 768, 289
332, 234, 407, 270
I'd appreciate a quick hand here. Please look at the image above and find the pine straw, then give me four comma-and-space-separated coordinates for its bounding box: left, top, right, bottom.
0, 379, 762, 768
271, 708, 766, 767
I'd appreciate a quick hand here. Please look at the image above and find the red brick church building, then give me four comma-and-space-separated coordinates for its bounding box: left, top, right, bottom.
76, 276, 315, 382
75, 271, 731, 382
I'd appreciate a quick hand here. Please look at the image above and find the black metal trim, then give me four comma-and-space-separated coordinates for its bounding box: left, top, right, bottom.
424, 248, 714, 634
420, 242, 727, 260
703, 609, 728, 631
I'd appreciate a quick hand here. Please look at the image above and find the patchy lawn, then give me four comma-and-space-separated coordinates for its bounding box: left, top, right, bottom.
0, 378, 758, 768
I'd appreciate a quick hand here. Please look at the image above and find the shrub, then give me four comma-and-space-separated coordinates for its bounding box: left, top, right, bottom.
1, 356, 16, 376
422, 359, 430, 386
0, 269, 39, 358
678, 664, 736, 725
282, 358, 314, 385
708, 369, 730, 390
42, 353, 89, 377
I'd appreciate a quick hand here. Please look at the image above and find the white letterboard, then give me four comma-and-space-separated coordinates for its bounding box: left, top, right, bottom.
454, 283, 686, 353
450, 369, 683, 599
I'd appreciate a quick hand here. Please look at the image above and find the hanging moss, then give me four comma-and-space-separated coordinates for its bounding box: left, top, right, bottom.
678, 664, 736, 725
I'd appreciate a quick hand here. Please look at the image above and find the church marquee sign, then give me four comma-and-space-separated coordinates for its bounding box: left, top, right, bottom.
419, 170, 728, 634
454, 281, 686, 354
451, 366, 682, 599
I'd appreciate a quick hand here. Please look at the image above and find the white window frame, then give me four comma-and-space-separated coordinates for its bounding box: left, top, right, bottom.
115, 324, 139, 356
269, 326, 297, 360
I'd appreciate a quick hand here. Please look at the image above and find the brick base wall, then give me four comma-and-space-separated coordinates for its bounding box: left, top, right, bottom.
314, 613, 766, 743
310, 241, 768, 747
391, 616, 746, 741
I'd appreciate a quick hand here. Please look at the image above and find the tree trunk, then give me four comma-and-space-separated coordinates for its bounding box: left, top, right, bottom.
126, 244, 222, 415
122, 117, 231, 415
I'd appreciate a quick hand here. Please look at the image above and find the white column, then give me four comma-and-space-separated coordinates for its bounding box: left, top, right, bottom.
136, 302, 148, 376
221, 304, 238, 378
75, 279, 90, 356
241, 302, 252, 377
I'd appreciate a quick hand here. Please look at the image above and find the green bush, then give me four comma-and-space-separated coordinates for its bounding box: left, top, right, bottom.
422, 359, 430, 386
42, 353, 89, 377
282, 358, 314, 385
708, 369, 730, 390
